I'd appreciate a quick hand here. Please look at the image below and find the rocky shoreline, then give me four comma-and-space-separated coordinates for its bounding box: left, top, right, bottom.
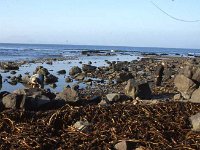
0, 54, 200, 149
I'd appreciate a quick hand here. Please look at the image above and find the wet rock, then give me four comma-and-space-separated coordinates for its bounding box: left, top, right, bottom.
57, 69, 66, 74
10, 70, 17, 75
190, 113, 200, 131
55, 87, 80, 104
190, 88, 200, 103
0, 74, 2, 84
69, 66, 82, 76
65, 76, 73, 82
125, 79, 152, 100
82, 64, 97, 72
174, 75, 197, 99
0, 62, 19, 70
35, 66, 49, 76
74, 73, 85, 80
45, 74, 58, 84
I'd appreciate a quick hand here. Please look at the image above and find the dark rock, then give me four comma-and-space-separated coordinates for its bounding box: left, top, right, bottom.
45, 74, 58, 84
57, 70, 66, 74
69, 66, 82, 76
125, 79, 152, 99
0, 74, 2, 84
82, 64, 97, 72
0, 91, 10, 99
10, 71, 17, 75
116, 72, 134, 83
174, 75, 197, 99
86, 96, 101, 105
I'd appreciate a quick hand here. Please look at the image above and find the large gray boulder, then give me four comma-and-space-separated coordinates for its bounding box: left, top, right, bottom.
174, 75, 197, 99
69, 66, 82, 76
190, 113, 200, 131
55, 87, 80, 104
125, 79, 152, 100
2, 93, 25, 109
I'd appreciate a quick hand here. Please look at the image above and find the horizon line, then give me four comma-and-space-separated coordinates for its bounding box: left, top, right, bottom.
0, 42, 199, 50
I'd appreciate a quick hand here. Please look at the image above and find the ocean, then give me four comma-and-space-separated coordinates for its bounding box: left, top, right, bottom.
0, 43, 199, 61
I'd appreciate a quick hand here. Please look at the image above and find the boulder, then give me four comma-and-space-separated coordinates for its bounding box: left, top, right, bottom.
69, 66, 82, 76
192, 67, 200, 83
45, 74, 58, 84
13, 88, 57, 110
116, 72, 134, 83
190, 113, 200, 131
55, 87, 80, 104
125, 79, 152, 99
29, 74, 44, 87
174, 75, 197, 99
190, 88, 200, 103
2, 93, 25, 109
82, 64, 97, 72
179, 65, 194, 79
35, 66, 49, 76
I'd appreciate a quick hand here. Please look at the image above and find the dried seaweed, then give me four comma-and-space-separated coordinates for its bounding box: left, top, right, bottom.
0, 102, 200, 150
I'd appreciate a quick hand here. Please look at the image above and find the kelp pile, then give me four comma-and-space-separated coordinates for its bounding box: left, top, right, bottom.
0, 102, 200, 150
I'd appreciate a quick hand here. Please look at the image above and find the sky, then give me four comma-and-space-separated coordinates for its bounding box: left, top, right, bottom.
0, 0, 200, 48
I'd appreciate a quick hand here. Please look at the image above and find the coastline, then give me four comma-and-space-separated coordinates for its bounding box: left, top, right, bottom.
0, 50, 200, 149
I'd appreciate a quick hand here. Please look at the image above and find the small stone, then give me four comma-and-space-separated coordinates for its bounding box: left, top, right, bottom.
190, 113, 200, 131
174, 94, 181, 101
73, 121, 90, 132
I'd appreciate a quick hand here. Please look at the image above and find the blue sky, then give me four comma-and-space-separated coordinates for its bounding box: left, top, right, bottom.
0, 0, 200, 48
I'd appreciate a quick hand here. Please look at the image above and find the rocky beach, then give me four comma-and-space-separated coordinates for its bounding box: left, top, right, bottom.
0, 49, 200, 149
